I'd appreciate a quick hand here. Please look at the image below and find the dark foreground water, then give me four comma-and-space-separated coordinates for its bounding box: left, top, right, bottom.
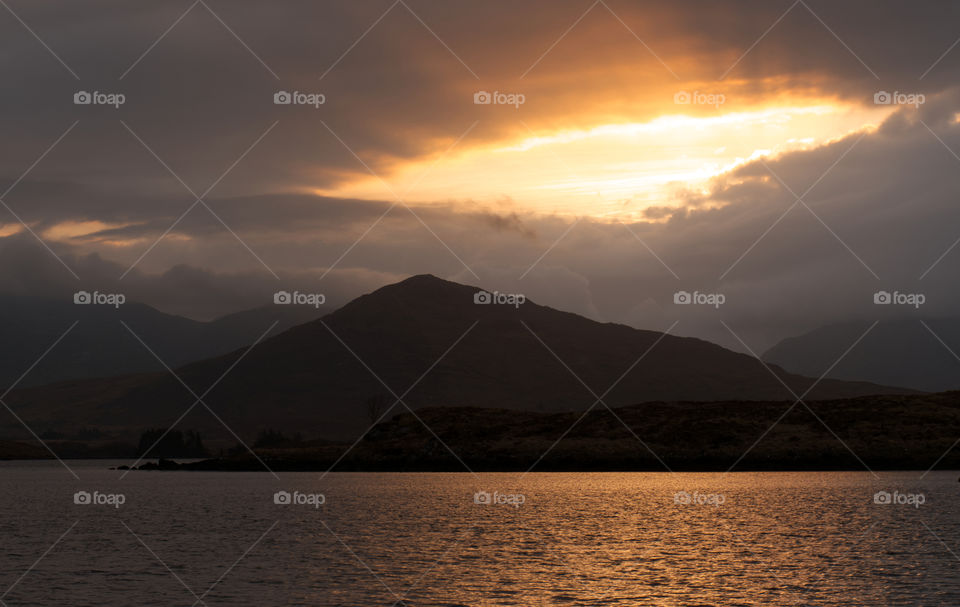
0, 462, 956, 606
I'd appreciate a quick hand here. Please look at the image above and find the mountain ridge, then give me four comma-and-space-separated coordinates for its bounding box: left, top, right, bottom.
764, 318, 960, 392
0, 293, 325, 388
4, 274, 915, 443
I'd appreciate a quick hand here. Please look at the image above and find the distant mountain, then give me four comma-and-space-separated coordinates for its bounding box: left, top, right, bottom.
0, 294, 325, 389
5, 275, 912, 442
764, 319, 960, 392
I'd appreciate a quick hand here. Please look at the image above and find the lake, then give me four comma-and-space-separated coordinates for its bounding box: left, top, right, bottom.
0, 462, 956, 605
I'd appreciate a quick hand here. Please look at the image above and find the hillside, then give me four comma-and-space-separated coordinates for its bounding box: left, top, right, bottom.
158, 392, 960, 472
4, 275, 913, 443
0, 295, 323, 388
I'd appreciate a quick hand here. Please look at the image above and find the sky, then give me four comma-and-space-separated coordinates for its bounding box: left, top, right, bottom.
2, 0, 960, 352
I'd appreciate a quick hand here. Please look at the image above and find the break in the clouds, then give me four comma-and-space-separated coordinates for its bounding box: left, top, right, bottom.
3, 0, 960, 193
2, 0, 960, 350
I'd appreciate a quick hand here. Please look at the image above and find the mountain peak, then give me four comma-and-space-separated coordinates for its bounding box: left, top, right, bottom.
393, 273, 474, 291
8, 272, 913, 442
341, 274, 481, 313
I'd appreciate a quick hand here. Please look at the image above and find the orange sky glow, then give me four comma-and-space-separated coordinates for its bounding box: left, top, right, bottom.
316, 95, 893, 220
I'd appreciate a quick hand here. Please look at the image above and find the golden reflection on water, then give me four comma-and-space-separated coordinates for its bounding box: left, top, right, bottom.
0, 465, 954, 606
284, 471, 952, 606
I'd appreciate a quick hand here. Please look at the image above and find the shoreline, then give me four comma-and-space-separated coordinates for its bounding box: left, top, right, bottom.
100, 457, 960, 474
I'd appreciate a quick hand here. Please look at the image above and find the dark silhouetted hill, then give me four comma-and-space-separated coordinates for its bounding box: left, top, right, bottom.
158, 391, 960, 472
5, 275, 913, 443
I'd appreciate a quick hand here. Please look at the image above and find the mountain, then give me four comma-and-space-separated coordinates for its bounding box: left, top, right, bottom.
0, 294, 325, 389
4, 275, 913, 443
764, 319, 960, 392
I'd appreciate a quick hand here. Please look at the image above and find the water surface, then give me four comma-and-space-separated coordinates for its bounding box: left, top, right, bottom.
0, 462, 955, 605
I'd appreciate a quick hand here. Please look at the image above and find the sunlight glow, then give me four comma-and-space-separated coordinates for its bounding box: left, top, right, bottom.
322, 101, 894, 221
42, 220, 130, 242
0, 224, 23, 238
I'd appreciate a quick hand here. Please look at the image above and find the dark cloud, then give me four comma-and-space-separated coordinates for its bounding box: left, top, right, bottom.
3, 0, 960, 194
4, 94, 960, 354
3, 1, 960, 352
